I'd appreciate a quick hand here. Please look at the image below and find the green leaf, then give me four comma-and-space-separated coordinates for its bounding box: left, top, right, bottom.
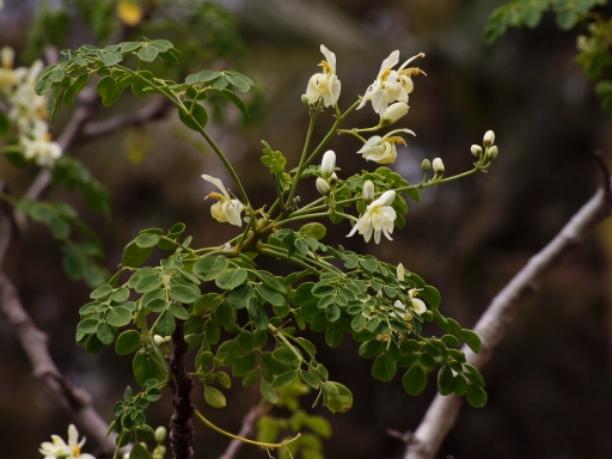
215, 268, 247, 290
135, 274, 163, 294
77, 318, 100, 335
300, 370, 320, 389
324, 382, 353, 413
272, 371, 298, 389
193, 256, 228, 281
170, 303, 190, 321
90, 284, 112, 300
256, 285, 286, 307
325, 323, 343, 348
226, 284, 256, 309
232, 352, 256, 377
260, 380, 278, 403
197, 70, 221, 83
299, 222, 327, 241
358, 340, 382, 359
437, 364, 454, 396
217, 339, 241, 365
248, 302, 269, 330
466, 385, 488, 408
133, 349, 166, 386
154, 310, 176, 336
272, 347, 300, 367
179, 101, 208, 131
303, 415, 331, 438
169, 285, 200, 304
372, 353, 397, 382
226, 71, 252, 92
135, 233, 160, 248
122, 241, 153, 268
257, 416, 279, 443
97, 322, 115, 345
107, 306, 132, 327
402, 365, 427, 396
218, 89, 249, 116
115, 330, 141, 355
137, 44, 159, 62
204, 386, 227, 408
96, 76, 119, 106
462, 329, 482, 353
129, 442, 154, 459
194, 293, 221, 316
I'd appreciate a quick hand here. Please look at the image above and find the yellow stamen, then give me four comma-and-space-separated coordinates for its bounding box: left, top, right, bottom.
45, 133, 52, 142
73, 445, 81, 456
318, 60, 332, 74
380, 68, 392, 80
399, 67, 426, 77
206, 191, 223, 201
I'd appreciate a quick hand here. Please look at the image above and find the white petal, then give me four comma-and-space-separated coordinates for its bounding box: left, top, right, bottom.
329, 78, 341, 105
378, 190, 396, 206
202, 174, 230, 198
412, 298, 427, 314
67, 425, 79, 447
357, 136, 381, 153
320, 44, 336, 74
379, 50, 400, 75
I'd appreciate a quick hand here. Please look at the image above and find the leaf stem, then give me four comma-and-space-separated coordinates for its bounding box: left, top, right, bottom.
193, 408, 300, 449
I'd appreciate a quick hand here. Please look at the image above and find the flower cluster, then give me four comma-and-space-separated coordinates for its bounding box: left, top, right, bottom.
0, 47, 62, 167
39, 425, 95, 459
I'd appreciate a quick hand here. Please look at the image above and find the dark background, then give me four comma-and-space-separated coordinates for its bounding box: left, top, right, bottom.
1, 1, 611, 458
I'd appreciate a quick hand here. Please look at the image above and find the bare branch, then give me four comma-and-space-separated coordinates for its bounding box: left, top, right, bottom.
218, 404, 265, 459
0, 269, 118, 457
404, 178, 612, 459
168, 313, 195, 459
83, 97, 170, 137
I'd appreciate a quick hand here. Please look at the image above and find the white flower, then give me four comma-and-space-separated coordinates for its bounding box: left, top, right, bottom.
202, 174, 244, 227
357, 129, 415, 164
409, 288, 427, 314
380, 102, 409, 125
39, 424, 96, 459
358, 51, 425, 115
0, 46, 25, 94
20, 128, 62, 167
347, 190, 397, 243
320, 150, 336, 179
304, 45, 341, 107
362, 180, 375, 204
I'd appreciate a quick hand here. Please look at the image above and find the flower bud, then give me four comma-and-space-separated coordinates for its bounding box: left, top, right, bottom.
483, 130, 495, 147
471, 144, 483, 157
329, 172, 338, 185
155, 426, 167, 443
301, 94, 311, 105
487, 145, 498, 160
432, 157, 445, 174
320, 150, 336, 179
380, 102, 409, 126
421, 159, 431, 173
153, 335, 165, 347
1, 46, 14, 69
396, 262, 405, 281
362, 180, 375, 204
316, 177, 331, 195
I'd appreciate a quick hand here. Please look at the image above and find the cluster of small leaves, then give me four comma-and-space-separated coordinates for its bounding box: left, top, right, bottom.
4, 197, 107, 287
484, 0, 606, 43
257, 381, 332, 459
36, 39, 255, 133
109, 380, 162, 456
262, 141, 292, 193
52, 157, 111, 215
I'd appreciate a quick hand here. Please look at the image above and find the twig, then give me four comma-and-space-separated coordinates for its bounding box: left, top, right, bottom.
83, 97, 170, 137
218, 404, 266, 459
168, 311, 195, 459
403, 166, 612, 459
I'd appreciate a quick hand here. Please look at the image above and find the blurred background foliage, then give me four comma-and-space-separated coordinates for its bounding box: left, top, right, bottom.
1, 0, 612, 458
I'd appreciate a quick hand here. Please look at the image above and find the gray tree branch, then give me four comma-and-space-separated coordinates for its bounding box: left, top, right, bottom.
403, 173, 612, 459
218, 404, 265, 459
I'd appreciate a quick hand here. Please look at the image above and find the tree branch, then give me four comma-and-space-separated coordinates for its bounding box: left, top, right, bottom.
218, 404, 266, 459
403, 172, 612, 459
168, 314, 195, 459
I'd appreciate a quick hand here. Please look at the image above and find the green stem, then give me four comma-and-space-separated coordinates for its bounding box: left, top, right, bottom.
255, 246, 320, 275
276, 211, 331, 226
285, 102, 322, 208
194, 409, 300, 449
337, 129, 367, 143
270, 326, 304, 362
302, 99, 361, 169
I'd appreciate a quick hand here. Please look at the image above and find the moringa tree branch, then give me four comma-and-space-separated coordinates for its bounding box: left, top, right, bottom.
403, 169, 612, 459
